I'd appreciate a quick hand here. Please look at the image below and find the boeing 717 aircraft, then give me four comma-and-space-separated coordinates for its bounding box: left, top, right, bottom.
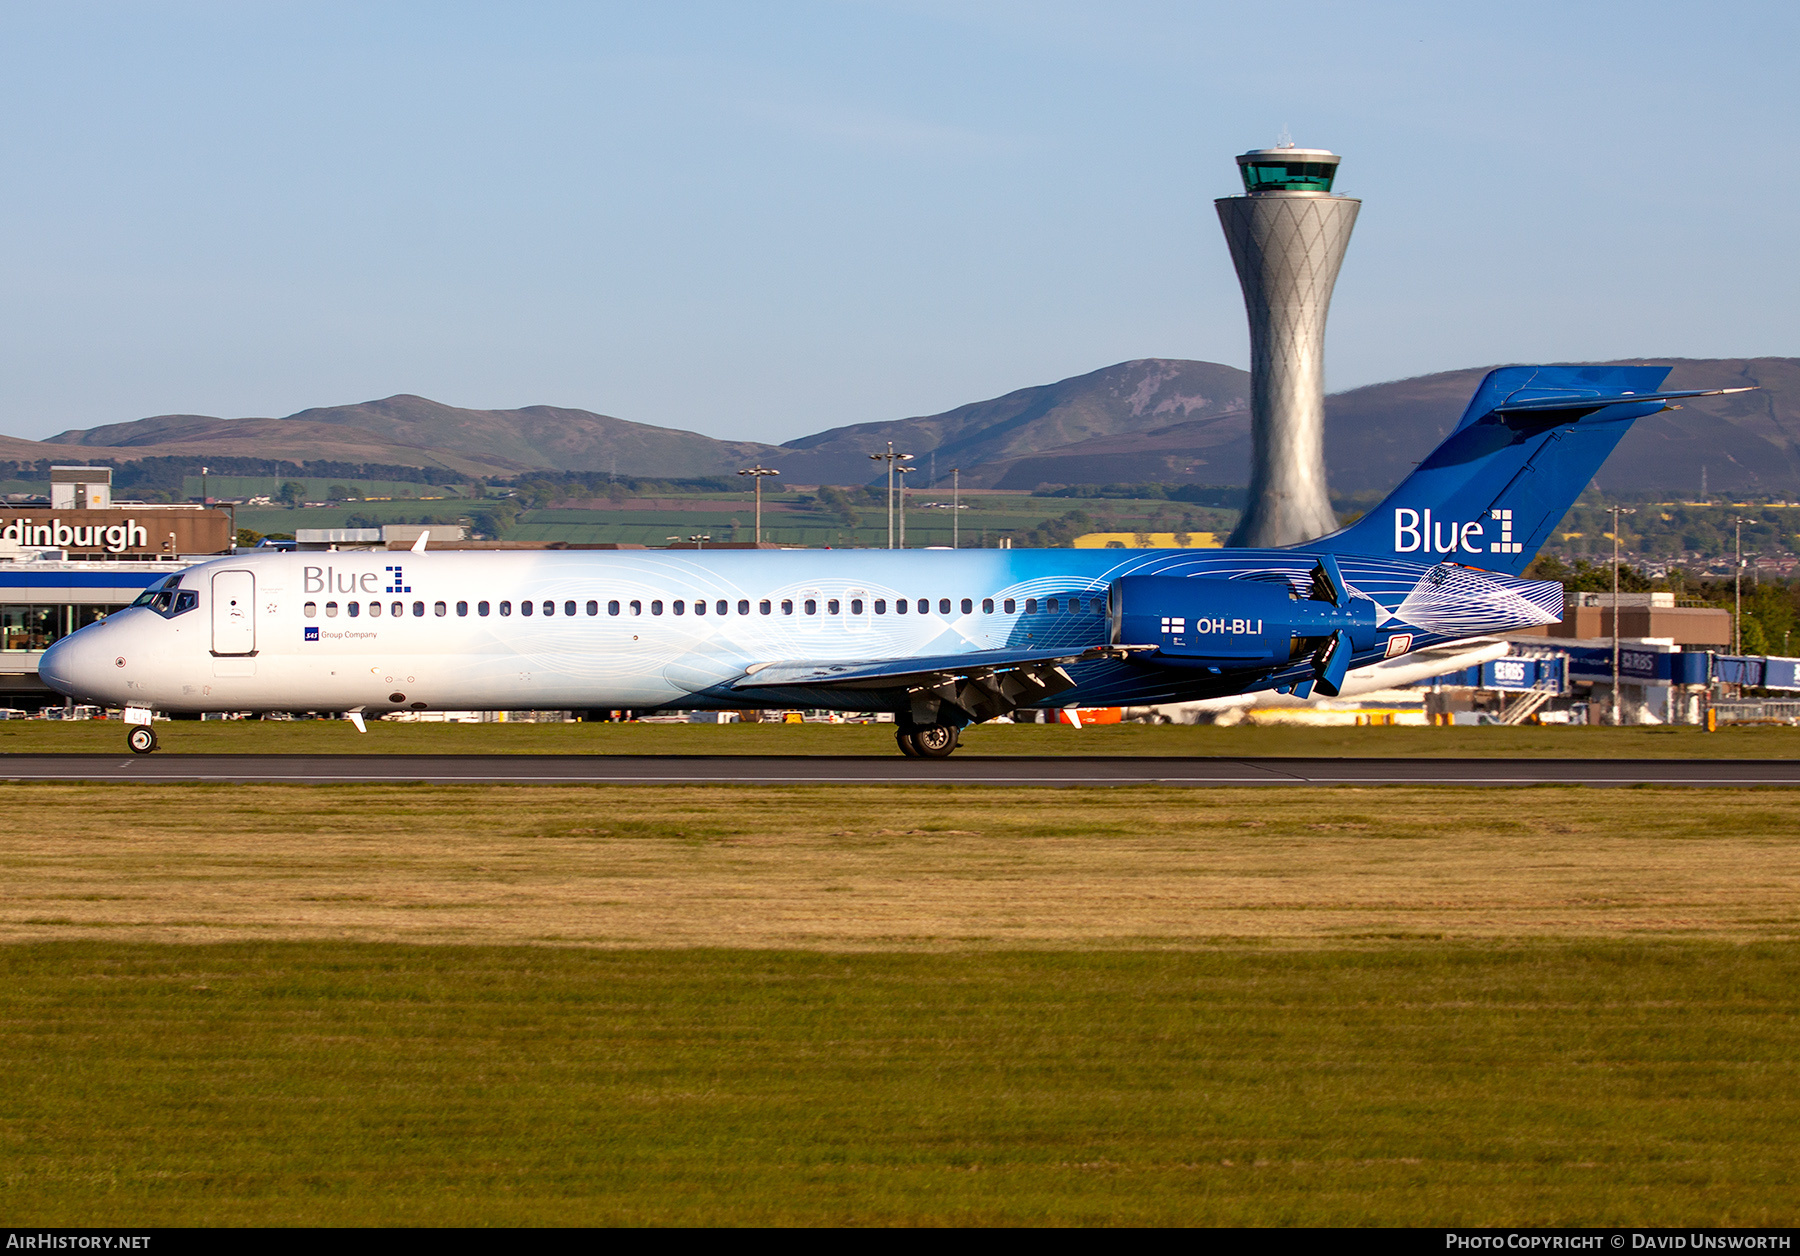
39, 366, 1746, 756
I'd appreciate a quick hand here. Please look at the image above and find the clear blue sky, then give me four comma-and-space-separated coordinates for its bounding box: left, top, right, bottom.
1, 0, 1794, 444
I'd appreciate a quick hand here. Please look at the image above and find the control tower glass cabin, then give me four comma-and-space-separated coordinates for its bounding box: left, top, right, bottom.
1235, 148, 1341, 194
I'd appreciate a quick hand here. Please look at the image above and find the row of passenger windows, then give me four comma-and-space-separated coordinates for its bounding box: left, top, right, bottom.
301, 596, 1109, 620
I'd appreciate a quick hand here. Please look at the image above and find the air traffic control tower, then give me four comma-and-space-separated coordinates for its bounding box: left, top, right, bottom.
1217, 144, 1359, 547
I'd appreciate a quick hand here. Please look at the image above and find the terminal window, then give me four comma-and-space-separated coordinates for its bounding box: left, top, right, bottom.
1, 605, 109, 651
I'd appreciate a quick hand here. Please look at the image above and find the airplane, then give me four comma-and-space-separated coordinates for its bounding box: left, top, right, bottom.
39, 365, 1749, 757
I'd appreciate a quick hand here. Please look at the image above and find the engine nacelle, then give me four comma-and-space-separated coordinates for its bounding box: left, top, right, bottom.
1112, 562, 1379, 691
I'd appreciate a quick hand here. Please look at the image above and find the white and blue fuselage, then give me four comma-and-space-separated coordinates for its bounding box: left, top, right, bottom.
39, 544, 1557, 717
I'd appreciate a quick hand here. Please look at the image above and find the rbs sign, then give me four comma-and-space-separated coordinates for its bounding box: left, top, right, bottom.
1393, 507, 1525, 557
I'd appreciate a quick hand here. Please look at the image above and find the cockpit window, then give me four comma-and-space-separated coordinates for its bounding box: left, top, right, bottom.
130, 586, 198, 619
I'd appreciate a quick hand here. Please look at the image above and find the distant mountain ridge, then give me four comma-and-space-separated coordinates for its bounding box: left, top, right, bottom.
18, 356, 1800, 498
774, 359, 1250, 485
49, 395, 784, 480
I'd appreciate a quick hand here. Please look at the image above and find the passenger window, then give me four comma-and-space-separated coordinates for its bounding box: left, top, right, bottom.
961, 598, 973, 614
673, 600, 685, 615
917, 599, 929, 614
1025, 598, 1037, 613
759, 600, 771, 615
1046, 597, 1059, 613
826, 599, 839, 615
651, 601, 663, 616
781, 599, 793, 615
874, 599, 886, 614
939, 599, 951, 615
1003, 599, 1015, 613
718, 600, 729, 616
608, 600, 620, 615
325, 601, 339, 618
693, 600, 705, 616
435, 601, 447, 617
368, 601, 382, 618
392, 601, 404, 617
804, 599, 817, 615
500, 601, 512, 616
630, 600, 642, 615
565, 601, 577, 617
522, 600, 534, 616
850, 599, 863, 615
456, 601, 468, 617
982, 598, 994, 614
895, 599, 908, 615
348, 602, 360, 617
303, 602, 317, 617
542, 601, 554, 616
478, 601, 490, 616
586, 600, 597, 616
738, 600, 750, 615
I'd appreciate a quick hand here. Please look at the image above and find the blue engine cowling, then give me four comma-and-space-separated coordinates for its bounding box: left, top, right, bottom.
1111, 558, 1380, 695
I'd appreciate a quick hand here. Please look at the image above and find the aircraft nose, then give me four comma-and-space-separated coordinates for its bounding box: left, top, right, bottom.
39, 625, 117, 700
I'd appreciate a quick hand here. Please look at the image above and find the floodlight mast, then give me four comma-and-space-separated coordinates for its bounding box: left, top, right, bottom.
868, 444, 914, 549
952, 468, 960, 549
737, 465, 780, 545
897, 465, 915, 548
1609, 505, 1636, 726
1733, 514, 1754, 658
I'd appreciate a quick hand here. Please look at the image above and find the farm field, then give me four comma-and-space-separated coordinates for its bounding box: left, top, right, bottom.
228, 490, 1233, 548
3, 715, 1798, 758
3, 782, 1799, 1225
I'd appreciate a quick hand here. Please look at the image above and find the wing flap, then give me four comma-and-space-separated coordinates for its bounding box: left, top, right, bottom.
733, 647, 1096, 692
733, 646, 1150, 724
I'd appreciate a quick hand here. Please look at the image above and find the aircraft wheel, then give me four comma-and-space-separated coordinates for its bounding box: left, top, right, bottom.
895, 727, 921, 757
127, 726, 158, 755
911, 722, 960, 759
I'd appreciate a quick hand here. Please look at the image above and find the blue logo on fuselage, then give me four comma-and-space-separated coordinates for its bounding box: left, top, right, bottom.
304, 625, 320, 641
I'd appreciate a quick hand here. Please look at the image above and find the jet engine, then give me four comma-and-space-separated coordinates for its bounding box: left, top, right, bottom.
1112, 557, 1379, 696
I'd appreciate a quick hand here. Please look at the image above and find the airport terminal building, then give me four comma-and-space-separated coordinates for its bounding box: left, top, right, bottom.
0, 468, 232, 711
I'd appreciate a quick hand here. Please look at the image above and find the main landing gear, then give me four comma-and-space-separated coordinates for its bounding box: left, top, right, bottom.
127, 726, 158, 754
896, 721, 960, 759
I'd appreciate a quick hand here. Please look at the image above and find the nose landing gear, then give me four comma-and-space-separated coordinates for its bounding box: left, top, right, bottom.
896, 721, 960, 758
127, 726, 158, 754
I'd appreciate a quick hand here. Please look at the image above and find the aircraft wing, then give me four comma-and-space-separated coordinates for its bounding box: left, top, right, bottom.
732, 646, 1127, 724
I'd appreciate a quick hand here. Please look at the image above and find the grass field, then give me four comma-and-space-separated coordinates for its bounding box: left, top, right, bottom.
5, 716, 1800, 758
5, 783, 1799, 1224
7, 941, 1798, 1226
6, 784, 1800, 947
232, 490, 1232, 549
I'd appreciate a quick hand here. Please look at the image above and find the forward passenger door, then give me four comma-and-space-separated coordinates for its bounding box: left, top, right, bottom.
211, 570, 257, 656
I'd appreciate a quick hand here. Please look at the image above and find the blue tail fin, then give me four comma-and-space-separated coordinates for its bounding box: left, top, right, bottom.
1313, 365, 1683, 575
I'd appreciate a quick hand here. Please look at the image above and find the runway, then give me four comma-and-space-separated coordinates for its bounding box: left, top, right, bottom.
3, 753, 1800, 786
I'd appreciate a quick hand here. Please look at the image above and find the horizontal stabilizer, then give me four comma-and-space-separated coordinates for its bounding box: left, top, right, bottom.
1492, 386, 1754, 414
